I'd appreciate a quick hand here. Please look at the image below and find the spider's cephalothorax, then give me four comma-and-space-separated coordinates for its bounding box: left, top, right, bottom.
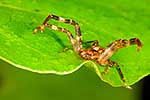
33, 14, 143, 89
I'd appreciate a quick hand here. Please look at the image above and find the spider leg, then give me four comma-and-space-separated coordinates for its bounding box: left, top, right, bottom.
101, 66, 111, 76
101, 60, 132, 89
58, 47, 70, 53
44, 24, 76, 51
108, 38, 143, 51
33, 14, 82, 52
98, 38, 142, 63
97, 38, 142, 89
110, 60, 132, 89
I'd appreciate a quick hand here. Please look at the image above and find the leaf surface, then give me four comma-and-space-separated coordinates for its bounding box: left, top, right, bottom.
0, 0, 149, 87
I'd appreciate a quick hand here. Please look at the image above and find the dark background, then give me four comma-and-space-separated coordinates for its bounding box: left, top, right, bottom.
142, 75, 150, 100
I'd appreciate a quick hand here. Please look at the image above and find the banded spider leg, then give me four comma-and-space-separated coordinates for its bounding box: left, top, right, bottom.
33, 14, 142, 89
33, 14, 82, 52
96, 38, 142, 89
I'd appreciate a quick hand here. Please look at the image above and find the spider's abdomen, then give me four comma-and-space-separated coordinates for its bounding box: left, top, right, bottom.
79, 50, 99, 60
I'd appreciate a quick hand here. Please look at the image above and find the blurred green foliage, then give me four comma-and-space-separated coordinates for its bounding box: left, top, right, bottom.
0, 60, 142, 100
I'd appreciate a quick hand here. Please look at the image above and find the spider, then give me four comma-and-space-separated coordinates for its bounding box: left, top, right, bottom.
33, 14, 142, 89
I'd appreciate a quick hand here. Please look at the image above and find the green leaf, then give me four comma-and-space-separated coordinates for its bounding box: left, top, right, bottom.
0, 0, 149, 87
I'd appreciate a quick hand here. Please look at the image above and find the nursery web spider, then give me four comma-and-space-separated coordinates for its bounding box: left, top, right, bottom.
33, 14, 142, 89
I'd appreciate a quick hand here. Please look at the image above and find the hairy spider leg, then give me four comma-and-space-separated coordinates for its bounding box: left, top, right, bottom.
33, 14, 142, 89
98, 38, 142, 63
100, 60, 131, 89
33, 14, 82, 52
44, 24, 76, 50
97, 38, 142, 89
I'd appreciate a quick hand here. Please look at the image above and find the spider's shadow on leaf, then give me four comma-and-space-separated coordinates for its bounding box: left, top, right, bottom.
49, 31, 67, 48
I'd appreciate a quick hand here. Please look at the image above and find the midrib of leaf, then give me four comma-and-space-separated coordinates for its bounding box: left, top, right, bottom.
0, 2, 44, 15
